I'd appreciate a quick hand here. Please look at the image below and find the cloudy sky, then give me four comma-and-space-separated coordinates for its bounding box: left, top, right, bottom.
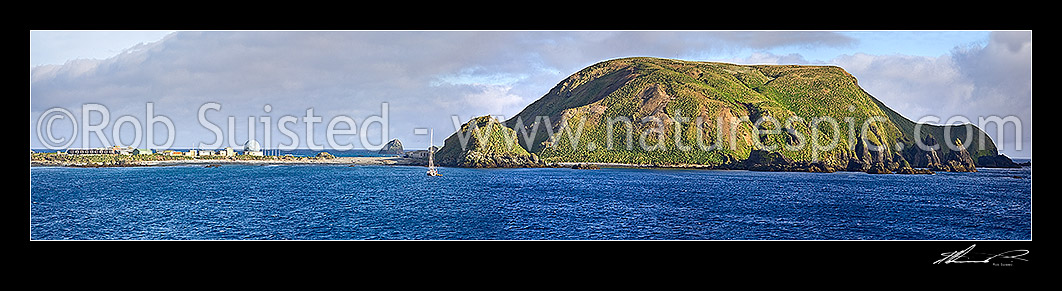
29, 30, 1032, 158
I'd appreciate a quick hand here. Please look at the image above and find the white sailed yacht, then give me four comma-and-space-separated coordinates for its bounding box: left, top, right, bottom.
427, 128, 441, 176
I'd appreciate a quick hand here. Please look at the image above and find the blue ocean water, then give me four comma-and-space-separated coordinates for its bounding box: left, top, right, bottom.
29, 164, 1031, 240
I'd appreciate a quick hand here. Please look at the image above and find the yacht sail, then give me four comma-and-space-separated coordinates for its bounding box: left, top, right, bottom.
427, 128, 441, 176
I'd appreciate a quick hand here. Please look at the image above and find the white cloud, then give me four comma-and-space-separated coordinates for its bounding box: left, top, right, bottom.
833, 53, 973, 119
430, 68, 529, 87
24, 31, 883, 150
832, 31, 1032, 158
29, 30, 175, 67
726, 52, 812, 65
461, 85, 527, 118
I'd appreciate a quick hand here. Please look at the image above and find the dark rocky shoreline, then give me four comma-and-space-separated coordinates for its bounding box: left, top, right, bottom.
546, 141, 1025, 174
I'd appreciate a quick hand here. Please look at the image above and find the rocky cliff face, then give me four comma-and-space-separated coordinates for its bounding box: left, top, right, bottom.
837, 137, 931, 174
741, 150, 834, 172
903, 135, 977, 172
946, 139, 977, 172
906, 135, 944, 169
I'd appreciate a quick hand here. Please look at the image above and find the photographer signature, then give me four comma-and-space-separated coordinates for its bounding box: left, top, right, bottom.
934, 244, 1029, 265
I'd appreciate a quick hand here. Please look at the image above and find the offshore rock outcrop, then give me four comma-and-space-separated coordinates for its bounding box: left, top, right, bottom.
316, 152, 336, 159
379, 139, 404, 155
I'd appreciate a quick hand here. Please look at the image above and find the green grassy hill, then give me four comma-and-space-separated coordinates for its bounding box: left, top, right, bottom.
501, 57, 1000, 169
435, 115, 543, 168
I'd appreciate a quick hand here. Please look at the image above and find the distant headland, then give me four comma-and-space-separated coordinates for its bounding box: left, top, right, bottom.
431, 57, 1024, 174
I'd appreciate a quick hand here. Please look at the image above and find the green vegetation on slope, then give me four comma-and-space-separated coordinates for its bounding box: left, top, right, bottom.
502, 57, 1000, 168
435, 115, 542, 168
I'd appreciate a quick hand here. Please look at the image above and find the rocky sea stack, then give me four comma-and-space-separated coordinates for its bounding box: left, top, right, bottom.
379, 139, 404, 155
315, 152, 336, 159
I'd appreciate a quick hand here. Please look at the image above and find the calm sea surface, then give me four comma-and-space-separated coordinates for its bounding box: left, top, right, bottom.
29, 162, 1032, 240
